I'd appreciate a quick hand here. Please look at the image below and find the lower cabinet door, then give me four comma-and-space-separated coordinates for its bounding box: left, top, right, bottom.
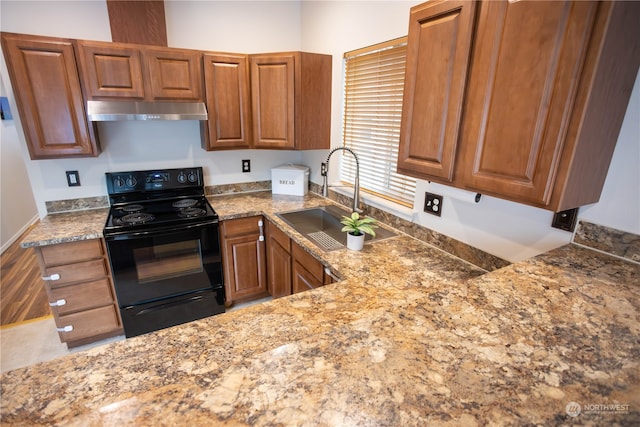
292, 261, 323, 294
49, 278, 114, 316
221, 217, 268, 303
55, 304, 121, 345
266, 221, 292, 298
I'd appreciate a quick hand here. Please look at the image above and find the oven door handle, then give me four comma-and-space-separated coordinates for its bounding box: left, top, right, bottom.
133, 294, 205, 316
104, 219, 218, 241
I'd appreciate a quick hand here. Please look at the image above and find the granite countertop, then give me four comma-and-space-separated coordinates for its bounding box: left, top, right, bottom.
20, 208, 110, 248
6, 192, 639, 426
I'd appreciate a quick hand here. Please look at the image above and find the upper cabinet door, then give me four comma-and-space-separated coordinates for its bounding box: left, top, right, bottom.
250, 54, 295, 149
202, 53, 252, 150
456, 1, 599, 205
77, 41, 203, 101
144, 47, 202, 101
77, 40, 145, 99
1, 33, 100, 159
397, 0, 476, 182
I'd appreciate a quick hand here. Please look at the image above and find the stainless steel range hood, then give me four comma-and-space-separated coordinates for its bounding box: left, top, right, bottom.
87, 100, 208, 121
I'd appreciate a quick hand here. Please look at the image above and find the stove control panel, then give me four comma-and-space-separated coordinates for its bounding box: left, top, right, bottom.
106, 168, 204, 195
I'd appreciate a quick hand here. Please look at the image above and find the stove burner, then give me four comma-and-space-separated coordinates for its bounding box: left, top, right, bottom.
178, 207, 206, 218
122, 204, 144, 213
121, 212, 155, 225
172, 199, 198, 209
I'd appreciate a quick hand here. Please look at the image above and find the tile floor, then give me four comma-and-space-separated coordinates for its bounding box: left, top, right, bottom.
0, 297, 272, 374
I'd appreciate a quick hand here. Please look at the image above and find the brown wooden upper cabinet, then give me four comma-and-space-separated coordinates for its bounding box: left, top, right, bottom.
77, 40, 203, 101
1, 32, 100, 160
201, 53, 253, 150
202, 51, 331, 151
398, 0, 640, 211
249, 52, 332, 150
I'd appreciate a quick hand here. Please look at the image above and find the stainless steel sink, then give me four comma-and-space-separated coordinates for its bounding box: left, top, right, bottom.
276, 205, 396, 251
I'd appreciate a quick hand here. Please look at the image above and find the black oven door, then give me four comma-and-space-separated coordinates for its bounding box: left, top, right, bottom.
105, 221, 223, 308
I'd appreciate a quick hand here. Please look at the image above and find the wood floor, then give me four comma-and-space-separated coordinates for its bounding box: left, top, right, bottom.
1, 222, 51, 326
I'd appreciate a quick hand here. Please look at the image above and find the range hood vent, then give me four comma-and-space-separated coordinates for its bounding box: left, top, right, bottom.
87, 100, 208, 121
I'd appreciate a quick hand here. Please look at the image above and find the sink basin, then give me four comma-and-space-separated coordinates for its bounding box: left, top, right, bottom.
276, 205, 396, 251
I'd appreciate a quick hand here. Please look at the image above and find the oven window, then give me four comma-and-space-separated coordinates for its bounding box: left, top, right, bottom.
134, 240, 203, 283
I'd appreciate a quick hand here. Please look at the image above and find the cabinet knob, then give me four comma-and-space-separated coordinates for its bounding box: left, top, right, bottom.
42, 273, 61, 281
49, 299, 67, 307
56, 325, 73, 332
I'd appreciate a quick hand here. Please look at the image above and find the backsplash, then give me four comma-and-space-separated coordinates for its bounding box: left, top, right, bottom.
46, 196, 109, 213
573, 221, 640, 264
205, 181, 271, 195
45, 183, 272, 214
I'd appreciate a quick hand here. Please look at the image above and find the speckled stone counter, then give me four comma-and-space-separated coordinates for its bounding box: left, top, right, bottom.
4, 192, 639, 426
19, 208, 109, 248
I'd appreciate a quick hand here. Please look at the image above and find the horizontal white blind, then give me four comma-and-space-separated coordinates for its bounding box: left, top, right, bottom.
341, 37, 415, 207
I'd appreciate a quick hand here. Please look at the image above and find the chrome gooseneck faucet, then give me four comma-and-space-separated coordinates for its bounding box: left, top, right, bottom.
321, 146, 361, 213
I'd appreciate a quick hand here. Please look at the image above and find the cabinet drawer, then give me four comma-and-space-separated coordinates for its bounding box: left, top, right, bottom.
39, 239, 104, 266
268, 221, 290, 252
222, 216, 262, 237
56, 304, 121, 343
49, 278, 114, 315
292, 243, 323, 282
44, 258, 109, 287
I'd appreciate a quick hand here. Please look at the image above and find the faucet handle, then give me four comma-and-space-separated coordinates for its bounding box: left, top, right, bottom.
320, 162, 327, 176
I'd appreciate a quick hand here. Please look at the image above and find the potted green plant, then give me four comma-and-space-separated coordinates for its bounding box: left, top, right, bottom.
340, 212, 378, 251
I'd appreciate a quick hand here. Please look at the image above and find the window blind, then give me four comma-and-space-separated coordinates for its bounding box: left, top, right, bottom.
341, 37, 416, 207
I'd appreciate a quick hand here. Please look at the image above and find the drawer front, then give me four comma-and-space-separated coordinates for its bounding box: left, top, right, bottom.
56, 304, 121, 343
49, 278, 115, 315
268, 221, 290, 252
292, 243, 323, 282
39, 239, 104, 266
222, 216, 262, 237
44, 258, 109, 287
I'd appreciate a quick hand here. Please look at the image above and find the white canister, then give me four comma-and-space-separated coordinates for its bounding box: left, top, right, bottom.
271, 164, 310, 196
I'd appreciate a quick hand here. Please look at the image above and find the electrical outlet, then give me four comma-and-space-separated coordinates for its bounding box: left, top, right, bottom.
552, 208, 578, 232
424, 192, 443, 217
242, 159, 251, 173
66, 170, 80, 187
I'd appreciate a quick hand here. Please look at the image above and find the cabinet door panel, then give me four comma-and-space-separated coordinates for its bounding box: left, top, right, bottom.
56, 304, 121, 343
229, 238, 264, 296
49, 278, 114, 315
398, 0, 476, 181
221, 217, 268, 303
203, 53, 252, 149
251, 55, 295, 149
457, 1, 598, 204
268, 239, 292, 298
1, 34, 99, 159
145, 48, 202, 100
44, 259, 110, 288
266, 221, 292, 298
39, 239, 104, 267
291, 242, 324, 294
292, 261, 323, 294
78, 41, 145, 99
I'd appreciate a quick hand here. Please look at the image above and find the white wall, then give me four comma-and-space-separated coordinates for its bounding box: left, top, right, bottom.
0, 77, 38, 251
1, 0, 638, 262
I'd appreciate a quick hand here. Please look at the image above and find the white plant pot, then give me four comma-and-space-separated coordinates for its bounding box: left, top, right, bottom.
346, 232, 365, 251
